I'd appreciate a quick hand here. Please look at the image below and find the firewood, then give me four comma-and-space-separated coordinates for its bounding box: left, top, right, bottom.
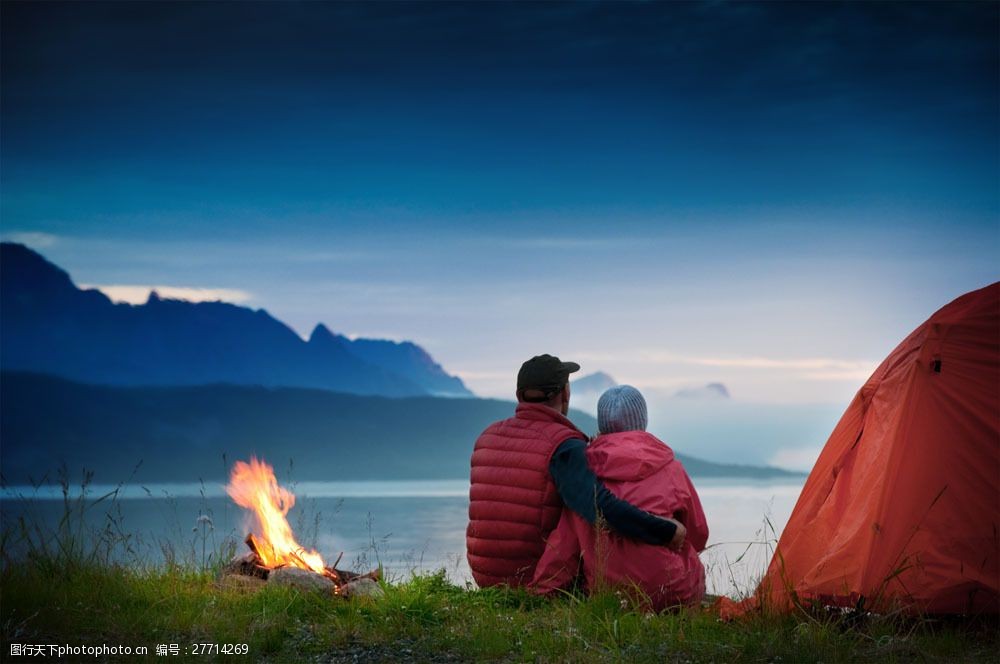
229, 532, 380, 598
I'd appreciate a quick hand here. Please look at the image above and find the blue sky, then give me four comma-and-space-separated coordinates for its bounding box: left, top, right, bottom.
2, 1, 997, 407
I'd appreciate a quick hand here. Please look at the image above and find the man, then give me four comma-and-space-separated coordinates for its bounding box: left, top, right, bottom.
466, 354, 686, 588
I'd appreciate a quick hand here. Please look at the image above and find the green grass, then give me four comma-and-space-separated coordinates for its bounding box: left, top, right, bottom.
2, 560, 996, 663
2, 478, 995, 663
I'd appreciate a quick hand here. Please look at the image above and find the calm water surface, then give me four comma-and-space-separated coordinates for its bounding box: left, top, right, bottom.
1, 478, 803, 598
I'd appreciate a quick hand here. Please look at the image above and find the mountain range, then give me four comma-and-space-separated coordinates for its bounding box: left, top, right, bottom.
0, 372, 802, 483
0, 243, 803, 481
0, 243, 470, 397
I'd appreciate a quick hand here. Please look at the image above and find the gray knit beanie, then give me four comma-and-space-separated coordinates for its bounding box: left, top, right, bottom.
597, 385, 648, 434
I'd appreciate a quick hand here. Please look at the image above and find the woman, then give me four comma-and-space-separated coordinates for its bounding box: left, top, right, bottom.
531, 385, 709, 609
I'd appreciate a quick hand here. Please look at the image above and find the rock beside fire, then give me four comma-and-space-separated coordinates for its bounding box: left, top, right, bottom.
217, 574, 266, 593
341, 577, 385, 599
268, 566, 336, 594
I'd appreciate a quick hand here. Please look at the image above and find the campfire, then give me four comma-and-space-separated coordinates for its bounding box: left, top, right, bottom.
221, 457, 380, 597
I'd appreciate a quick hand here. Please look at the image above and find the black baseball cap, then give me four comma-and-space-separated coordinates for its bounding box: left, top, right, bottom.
517, 354, 581, 394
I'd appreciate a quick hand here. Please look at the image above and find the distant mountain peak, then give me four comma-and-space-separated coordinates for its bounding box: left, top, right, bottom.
572, 371, 618, 394
674, 383, 731, 400
308, 323, 337, 343
346, 336, 473, 397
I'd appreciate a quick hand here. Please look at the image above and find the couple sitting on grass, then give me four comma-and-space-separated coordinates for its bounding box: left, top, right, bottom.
467, 354, 708, 610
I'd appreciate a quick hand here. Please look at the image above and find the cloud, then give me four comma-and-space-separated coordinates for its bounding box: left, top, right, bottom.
769, 446, 823, 472
285, 249, 382, 263
490, 237, 640, 250
80, 284, 253, 305
452, 369, 511, 381
451, 369, 518, 400
802, 370, 875, 382
2, 231, 59, 248
342, 332, 415, 343
566, 350, 878, 401
639, 350, 876, 375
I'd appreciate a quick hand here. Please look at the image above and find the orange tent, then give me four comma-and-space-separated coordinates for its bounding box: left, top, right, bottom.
750, 282, 1000, 615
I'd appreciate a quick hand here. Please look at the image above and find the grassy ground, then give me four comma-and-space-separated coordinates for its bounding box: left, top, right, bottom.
2, 559, 997, 663
2, 480, 995, 663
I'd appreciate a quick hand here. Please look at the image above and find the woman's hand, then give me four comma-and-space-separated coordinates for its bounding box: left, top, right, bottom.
667, 519, 687, 551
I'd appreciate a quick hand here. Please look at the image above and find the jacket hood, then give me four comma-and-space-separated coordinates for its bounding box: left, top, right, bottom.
587, 431, 675, 481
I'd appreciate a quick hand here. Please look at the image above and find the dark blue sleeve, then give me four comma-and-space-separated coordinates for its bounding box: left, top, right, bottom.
549, 438, 677, 545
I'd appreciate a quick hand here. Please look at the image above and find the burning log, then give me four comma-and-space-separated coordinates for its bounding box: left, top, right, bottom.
236, 535, 274, 579
221, 550, 270, 580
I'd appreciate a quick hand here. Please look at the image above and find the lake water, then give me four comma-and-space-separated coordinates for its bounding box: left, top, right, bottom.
0, 478, 803, 598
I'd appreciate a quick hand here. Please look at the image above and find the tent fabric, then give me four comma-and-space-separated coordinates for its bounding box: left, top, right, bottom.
744, 282, 1000, 615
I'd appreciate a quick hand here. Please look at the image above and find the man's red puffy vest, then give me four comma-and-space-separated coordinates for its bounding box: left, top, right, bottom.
466, 402, 585, 588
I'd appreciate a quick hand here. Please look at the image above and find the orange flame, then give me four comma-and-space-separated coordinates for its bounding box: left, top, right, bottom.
225, 457, 327, 575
